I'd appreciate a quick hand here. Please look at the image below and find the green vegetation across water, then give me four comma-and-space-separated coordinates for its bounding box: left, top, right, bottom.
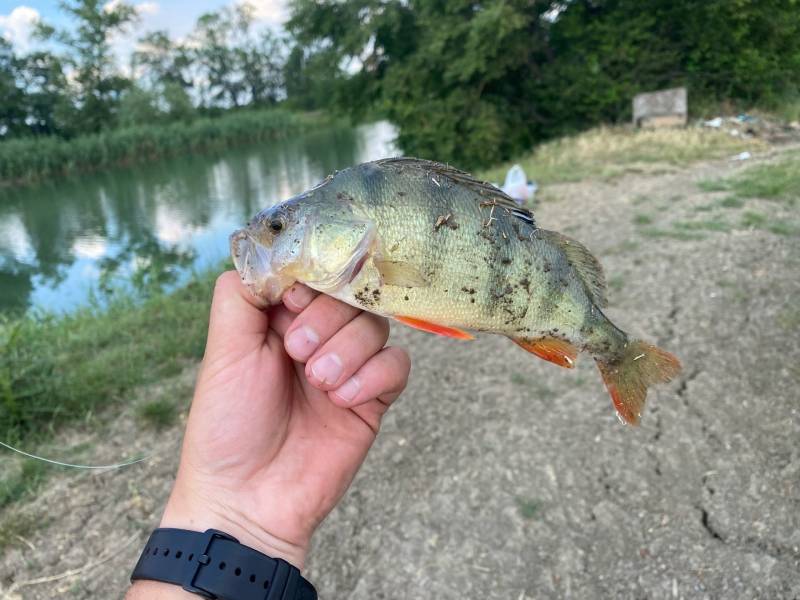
0, 109, 325, 187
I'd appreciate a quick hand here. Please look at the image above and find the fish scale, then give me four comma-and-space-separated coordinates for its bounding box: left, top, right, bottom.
231, 158, 681, 424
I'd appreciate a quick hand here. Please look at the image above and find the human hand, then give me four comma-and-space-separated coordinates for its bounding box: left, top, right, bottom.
154, 271, 410, 569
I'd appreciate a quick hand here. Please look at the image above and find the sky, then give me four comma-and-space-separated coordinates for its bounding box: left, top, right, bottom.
0, 0, 289, 63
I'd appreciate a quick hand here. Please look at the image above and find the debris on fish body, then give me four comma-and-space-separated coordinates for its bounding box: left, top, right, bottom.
231, 158, 681, 424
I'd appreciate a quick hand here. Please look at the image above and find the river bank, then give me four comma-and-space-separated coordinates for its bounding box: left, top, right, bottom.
0, 109, 330, 188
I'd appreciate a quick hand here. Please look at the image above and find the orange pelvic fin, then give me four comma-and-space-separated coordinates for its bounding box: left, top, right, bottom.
395, 316, 474, 340
514, 337, 578, 368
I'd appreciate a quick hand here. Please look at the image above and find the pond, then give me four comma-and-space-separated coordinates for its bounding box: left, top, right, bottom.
0, 121, 399, 314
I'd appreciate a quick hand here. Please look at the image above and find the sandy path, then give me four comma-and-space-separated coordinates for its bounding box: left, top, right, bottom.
1, 147, 798, 599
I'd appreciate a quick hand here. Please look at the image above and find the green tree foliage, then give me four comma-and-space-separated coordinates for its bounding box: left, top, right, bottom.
288, 0, 800, 169
536, 0, 800, 134
36, 0, 140, 133
190, 3, 284, 109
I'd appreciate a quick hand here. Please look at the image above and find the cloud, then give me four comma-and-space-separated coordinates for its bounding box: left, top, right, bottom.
136, 1, 159, 17
103, 0, 158, 17
0, 5, 40, 52
241, 0, 288, 26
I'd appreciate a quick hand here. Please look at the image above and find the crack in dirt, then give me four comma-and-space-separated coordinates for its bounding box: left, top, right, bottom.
696, 505, 725, 542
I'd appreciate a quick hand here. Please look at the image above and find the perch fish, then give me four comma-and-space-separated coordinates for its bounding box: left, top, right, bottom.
230, 158, 681, 424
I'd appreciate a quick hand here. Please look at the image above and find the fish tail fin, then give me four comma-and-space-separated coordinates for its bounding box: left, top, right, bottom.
595, 340, 681, 425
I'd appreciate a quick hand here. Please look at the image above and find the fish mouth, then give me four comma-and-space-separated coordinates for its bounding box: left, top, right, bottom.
230, 229, 291, 304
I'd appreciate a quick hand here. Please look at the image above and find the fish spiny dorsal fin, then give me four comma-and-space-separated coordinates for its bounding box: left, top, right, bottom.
374, 157, 536, 228
537, 229, 608, 308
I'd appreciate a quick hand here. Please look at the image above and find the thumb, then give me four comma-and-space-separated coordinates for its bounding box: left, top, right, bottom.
205, 271, 270, 359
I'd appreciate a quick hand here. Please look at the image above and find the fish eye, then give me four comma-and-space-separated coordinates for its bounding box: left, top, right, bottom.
269, 219, 283, 233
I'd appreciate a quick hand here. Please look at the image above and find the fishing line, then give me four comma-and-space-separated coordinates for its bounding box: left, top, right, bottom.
0, 440, 151, 470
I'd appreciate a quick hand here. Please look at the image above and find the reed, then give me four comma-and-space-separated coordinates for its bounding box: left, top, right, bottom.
0, 109, 325, 187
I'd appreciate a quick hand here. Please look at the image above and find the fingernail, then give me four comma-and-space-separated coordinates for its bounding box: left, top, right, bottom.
285, 326, 319, 360
310, 353, 343, 385
334, 376, 361, 403
284, 285, 315, 311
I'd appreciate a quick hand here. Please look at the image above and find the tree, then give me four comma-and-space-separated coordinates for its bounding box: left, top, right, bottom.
190, 2, 284, 109
36, 0, 139, 132
287, 0, 550, 169
0, 39, 27, 138
133, 30, 193, 90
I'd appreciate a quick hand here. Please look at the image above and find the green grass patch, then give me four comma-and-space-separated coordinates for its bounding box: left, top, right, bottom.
699, 154, 800, 205
137, 398, 179, 430
0, 269, 217, 445
0, 511, 40, 553
767, 222, 796, 235
777, 308, 800, 330
741, 211, 767, 227
0, 460, 48, 510
607, 275, 625, 294
673, 219, 731, 233
633, 213, 653, 225
480, 126, 764, 185
606, 240, 640, 255
719, 196, 745, 208
515, 496, 542, 520
510, 373, 528, 386
0, 109, 329, 187
639, 227, 705, 241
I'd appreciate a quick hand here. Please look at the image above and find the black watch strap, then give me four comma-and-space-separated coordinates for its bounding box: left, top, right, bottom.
131, 528, 317, 600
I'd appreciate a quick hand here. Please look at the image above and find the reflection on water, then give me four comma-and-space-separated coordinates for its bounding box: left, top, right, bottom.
0, 121, 399, 314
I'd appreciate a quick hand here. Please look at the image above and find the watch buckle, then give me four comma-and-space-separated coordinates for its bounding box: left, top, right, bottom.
182, 529, 239, 599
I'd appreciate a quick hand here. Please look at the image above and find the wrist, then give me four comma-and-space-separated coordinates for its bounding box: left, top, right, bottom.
160, 489, 309, 570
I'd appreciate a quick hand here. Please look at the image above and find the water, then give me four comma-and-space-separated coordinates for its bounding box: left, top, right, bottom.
0, 121, 400, 314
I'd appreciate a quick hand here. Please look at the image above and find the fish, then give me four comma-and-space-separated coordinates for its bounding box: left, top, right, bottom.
230, 157, 681, 424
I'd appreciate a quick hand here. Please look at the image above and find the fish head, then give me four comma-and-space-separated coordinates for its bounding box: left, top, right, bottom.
231, 194, 376, 304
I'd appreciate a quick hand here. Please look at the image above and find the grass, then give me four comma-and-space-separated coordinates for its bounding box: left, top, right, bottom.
719, 196, 745, 208
510, 373, 528, 386
515, 496, 542, 520
0, 512, 40, 553
0, 109, 328, 187
777, 308, 800, 330
639, 227, 705, 241
698, 153, 800, 205
741, 211, 767, 228
632, 213, 653, 225
0, 460, 48, 510
0, 269, 217, 445
673, 219, 731, 233
480, 126, 765, 185
607, 275, 625, 293
137, 398, 179, 430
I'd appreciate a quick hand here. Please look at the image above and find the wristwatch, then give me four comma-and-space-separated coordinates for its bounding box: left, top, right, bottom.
131, 528, 317, 600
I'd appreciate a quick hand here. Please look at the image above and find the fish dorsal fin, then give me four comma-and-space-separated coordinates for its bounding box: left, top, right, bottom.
374, 157, 536, 228
536, 229, 608, 308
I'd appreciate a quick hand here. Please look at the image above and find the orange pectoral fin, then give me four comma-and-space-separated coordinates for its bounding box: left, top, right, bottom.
514, 337, 578, 368
395, 316, 474, 340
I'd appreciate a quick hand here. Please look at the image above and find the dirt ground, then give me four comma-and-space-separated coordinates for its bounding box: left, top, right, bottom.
1, 145, 798, 599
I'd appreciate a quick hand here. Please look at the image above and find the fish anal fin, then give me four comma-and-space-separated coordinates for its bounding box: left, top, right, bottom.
395, 316, 474, 340
375, 259, 429, 288
537, 229, 608, 308
514, 337, 578, 368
